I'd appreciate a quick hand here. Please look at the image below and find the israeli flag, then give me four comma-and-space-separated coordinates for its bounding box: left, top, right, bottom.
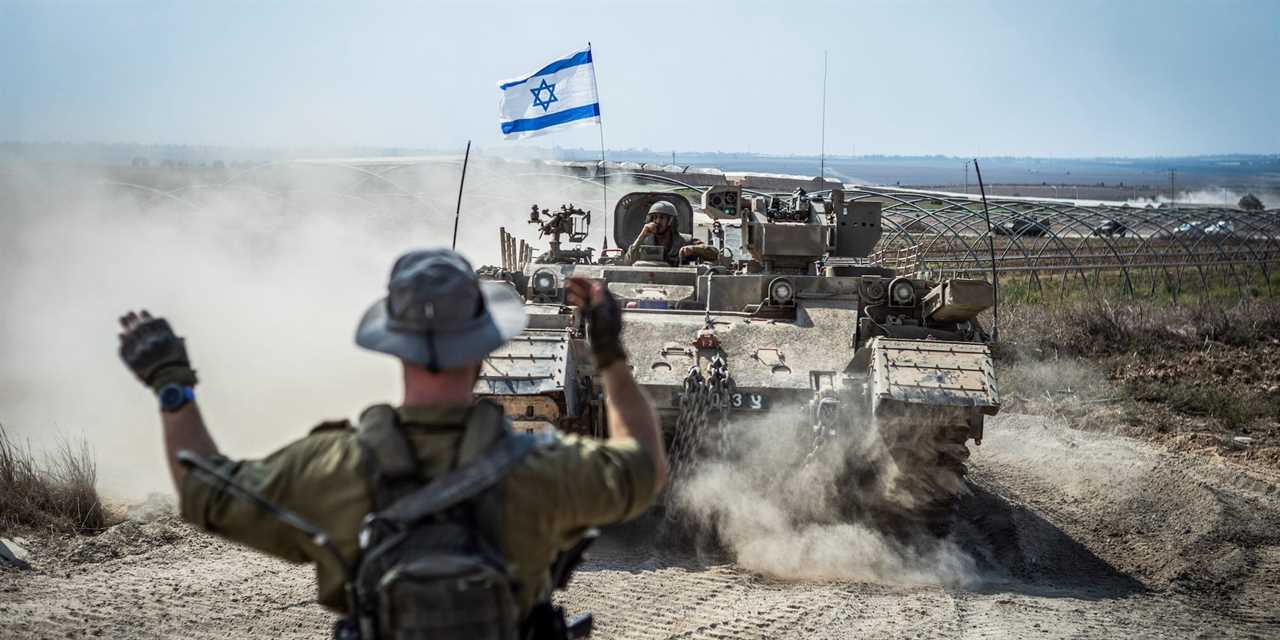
498, 48, 601, 139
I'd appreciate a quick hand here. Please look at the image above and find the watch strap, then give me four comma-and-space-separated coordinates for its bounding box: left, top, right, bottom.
158, 384, 196, 412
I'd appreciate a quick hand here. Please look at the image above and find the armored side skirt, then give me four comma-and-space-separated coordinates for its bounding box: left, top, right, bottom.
475, 330, 581, 433
861, 337, 1000, 442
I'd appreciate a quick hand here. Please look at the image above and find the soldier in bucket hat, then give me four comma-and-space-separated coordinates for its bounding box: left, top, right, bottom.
118, 248, 667, 638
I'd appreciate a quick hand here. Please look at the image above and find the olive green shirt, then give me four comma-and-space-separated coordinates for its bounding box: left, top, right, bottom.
625, 227, 688, 265
179, 404, 657, 618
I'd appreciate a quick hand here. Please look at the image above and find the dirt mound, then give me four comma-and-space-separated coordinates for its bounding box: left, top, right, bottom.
62, 515, 191, 564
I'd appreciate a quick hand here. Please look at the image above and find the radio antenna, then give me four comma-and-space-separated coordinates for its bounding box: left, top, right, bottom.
818, 50, 828, 190
451, 140, 472, 249
973, 158, 999, 343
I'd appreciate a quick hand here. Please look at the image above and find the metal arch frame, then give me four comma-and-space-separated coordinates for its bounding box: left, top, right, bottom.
1022, 200, 1136, 296
843, 186, 1280, 301
1050, 204, 1137, 295
1095, 208, 1184, 299
218, 160, 442, 218
978, 197, 1093, 299
1123, 208, 1210, 299
1226, 212, 1279, 295
162, 183, 386, 213
870, 191, 1049, 293
95, 180, 202, 211
845, 190, 1001, 287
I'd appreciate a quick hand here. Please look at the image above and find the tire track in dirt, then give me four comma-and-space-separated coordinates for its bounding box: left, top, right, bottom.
556, 414, 1280, 639
2, 535, 332, 639
4, 414, 1279, 638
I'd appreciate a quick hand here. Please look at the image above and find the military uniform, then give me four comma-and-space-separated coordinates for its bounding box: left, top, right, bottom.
625, 201, 689, 265
624, 228, 687, 265
116, 248, 662, 637
181, 401, 656, 618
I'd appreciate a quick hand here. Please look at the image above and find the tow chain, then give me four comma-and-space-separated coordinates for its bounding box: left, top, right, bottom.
672, 354, 735, 471
803, 393, 842, 465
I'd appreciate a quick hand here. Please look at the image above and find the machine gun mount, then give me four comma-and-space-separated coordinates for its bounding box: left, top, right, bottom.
530, 203, 595, 265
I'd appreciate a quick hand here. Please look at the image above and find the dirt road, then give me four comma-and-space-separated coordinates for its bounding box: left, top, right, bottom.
3, 414, 1279, 638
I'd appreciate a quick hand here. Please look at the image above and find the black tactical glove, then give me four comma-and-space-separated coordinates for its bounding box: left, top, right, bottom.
584, 286, 627, 369
118, 310, 198, 391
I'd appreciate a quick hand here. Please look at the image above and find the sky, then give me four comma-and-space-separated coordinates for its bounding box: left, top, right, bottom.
2, 0, 1278, 157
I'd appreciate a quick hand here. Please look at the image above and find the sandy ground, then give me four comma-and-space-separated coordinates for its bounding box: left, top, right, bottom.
3, 413, 1280, 639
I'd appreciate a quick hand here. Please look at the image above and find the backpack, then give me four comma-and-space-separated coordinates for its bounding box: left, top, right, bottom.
350, 403, 540, 640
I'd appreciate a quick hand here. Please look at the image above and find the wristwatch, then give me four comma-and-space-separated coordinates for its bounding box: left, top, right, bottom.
157, 383, 196, 413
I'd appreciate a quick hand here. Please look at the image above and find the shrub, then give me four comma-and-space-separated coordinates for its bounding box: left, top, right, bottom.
1238, 193, 1264, 211
995, 297, 1280, 361
0, 424, 105, 534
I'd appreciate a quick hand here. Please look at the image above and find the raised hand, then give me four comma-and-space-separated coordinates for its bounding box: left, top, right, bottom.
118, 310, 198, 390
565, 277, 626, 369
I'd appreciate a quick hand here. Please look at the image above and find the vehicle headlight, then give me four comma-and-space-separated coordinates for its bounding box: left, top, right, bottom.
531, 269, 558, 297
889, 278, 916, 307
769, 277, 795, 305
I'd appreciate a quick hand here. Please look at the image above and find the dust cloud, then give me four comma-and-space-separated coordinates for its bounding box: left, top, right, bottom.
995, 356, 1154, 498
0, 158, 619, 498
671, 408, 978, 587
1125, 187, 1278, 209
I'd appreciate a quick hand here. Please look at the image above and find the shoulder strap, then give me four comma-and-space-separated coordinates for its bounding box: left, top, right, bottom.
356, 404, 418, 508
456, 400, 507, 464
378, 430, 540, 525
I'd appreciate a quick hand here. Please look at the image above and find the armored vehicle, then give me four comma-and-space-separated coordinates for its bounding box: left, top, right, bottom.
477, 185, 1000, 528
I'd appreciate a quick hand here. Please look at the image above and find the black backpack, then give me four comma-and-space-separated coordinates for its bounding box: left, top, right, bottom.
350, 403, 539, 640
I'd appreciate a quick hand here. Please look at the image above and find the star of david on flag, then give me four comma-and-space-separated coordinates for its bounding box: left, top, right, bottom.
498, 47, 601, 139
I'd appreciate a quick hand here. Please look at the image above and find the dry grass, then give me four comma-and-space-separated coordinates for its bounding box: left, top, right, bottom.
0, 424, 106, 535
994, 297, 1280, 361
993, 296, 1280, 454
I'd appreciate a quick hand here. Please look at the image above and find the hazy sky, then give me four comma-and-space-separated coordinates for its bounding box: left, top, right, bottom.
3, 0, 1278, 157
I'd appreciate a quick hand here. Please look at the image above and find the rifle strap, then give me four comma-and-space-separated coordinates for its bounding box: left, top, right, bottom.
378, 430, 538, 525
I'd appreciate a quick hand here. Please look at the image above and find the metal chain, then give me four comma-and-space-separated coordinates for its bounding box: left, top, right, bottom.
802, 395, 840, 465
672, 355, 735, 472
803, 424, 828, 465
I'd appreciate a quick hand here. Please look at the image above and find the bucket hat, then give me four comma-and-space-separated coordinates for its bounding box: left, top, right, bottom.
356, 249, 527, 371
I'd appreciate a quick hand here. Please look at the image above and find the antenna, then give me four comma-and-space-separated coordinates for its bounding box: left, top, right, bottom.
973, 158, 999, 343
588, 41, 609, 251
819, 50, 828, 190
451, 140, 472, 250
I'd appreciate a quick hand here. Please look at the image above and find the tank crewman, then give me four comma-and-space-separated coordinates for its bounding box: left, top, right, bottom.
625, 201, 688, 265
116, 248, 668, 635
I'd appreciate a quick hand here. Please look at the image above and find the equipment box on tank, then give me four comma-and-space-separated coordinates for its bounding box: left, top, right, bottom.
923, 279, 997, 323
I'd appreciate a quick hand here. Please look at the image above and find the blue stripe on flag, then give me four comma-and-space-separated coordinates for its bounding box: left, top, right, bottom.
498, 50, 593, 90
501, 103, 600, 135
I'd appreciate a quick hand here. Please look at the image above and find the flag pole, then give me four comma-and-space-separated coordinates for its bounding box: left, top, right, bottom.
588, 41, 609, 251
